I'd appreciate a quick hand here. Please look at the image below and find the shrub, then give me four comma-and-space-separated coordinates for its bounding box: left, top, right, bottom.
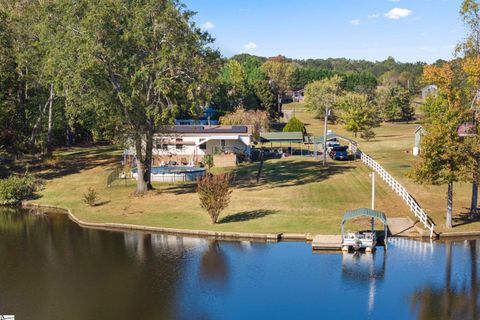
197, 173, 232, 223
203, 155, 214, 172
82, 187, 99, 206
0, 175, 36, 205
283, 116, 306, 135
360, 128, 376, 141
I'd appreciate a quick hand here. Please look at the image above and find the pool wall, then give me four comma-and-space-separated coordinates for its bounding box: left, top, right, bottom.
131, 167, 206, 182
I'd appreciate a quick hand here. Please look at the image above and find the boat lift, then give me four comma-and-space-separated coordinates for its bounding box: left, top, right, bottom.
341, 208, 388, 252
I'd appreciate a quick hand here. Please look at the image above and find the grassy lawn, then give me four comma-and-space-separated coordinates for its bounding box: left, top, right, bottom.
27, 145, 406, 235
20, 103, 480, 235
285, 102, 480, 233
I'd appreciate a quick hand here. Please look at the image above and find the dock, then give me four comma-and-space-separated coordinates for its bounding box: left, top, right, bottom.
311, 235, 342, 250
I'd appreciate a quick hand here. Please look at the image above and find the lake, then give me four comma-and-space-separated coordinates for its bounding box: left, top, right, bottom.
0, 208, 477, 320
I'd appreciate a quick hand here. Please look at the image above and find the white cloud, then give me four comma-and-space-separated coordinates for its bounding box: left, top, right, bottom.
390, 0, 401, 2
368, 13, 380, 19
384, 8, 412, 19
350, 19, 360, 26
243, 42, 257, 50
201, 21, 215, 30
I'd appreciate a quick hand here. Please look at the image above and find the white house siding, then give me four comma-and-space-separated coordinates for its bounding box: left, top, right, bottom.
151, 134, 251, 157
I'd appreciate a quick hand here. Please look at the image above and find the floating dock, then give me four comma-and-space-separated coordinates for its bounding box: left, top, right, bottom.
311, 235, 342, 250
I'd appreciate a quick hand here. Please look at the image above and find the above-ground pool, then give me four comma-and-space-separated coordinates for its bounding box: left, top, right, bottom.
131, 166, 206, 182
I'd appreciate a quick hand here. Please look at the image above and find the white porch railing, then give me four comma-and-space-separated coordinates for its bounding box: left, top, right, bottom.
350, 143, 435, 238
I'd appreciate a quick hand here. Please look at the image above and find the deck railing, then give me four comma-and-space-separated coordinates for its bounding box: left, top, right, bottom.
350, 143, 435, 238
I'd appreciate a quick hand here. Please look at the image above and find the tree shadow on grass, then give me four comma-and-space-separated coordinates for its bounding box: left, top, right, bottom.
233, 159, 354, 190
452, 210, 480, 228
161, 183, 197, 195
218, 209, 277, 224
37, 146, 120, 181
2, 146, 121, 181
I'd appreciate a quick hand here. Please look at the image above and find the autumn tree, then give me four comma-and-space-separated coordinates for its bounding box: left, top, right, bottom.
413, 63, 471, 228
376, 86, 414, 122
457, 0, 480, 215
197, 173, 232, 224
219, 107, 269, 141
261, 56, 297, 113
337, 92, 380, 139
304, 75, 343, 120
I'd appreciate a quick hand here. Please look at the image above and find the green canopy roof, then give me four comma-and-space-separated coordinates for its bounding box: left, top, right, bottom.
341, 208, 387, 225
312, 132, 357, 145
260, 132, 304, 143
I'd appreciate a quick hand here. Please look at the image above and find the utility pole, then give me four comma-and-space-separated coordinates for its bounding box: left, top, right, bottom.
322, 105, 328, 166
322, 91, 336, 166
370, 172, 375, 210
369, 171, 375, 234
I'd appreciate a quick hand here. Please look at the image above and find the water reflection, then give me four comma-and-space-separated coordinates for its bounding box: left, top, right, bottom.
410, 240, 480, 320
200, 242, 229, 285
342, 251, 386, 315
2, 208, 480, 319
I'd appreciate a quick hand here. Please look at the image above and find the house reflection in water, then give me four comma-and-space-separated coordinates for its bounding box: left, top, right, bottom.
123, 232, 209, 260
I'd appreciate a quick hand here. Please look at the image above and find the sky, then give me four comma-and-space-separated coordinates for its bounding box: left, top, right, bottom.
182, 0, 467, 63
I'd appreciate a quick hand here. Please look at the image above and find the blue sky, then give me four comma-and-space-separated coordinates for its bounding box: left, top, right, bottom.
183, 0, 466, 63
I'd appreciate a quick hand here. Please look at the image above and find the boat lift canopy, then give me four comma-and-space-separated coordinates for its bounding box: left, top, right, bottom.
341, 208, 388, 242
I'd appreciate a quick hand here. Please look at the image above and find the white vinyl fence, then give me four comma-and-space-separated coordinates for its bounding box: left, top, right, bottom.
350, 143, 435, 238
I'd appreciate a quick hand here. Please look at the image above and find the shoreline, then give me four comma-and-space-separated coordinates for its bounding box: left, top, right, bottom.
21, 202, 480, 241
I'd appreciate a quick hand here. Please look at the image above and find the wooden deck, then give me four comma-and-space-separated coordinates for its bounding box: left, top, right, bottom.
311, 235, 342, 250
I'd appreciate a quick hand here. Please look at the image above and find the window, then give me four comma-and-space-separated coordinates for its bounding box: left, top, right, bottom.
221, 140, 226, 147
162, 144, 168, 150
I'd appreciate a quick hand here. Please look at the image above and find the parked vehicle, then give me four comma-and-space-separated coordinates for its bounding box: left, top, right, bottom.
329, 146, 348, 160
326, 141, 340, 150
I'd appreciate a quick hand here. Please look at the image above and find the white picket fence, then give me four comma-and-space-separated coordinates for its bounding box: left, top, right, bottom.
350, 144, 435, 238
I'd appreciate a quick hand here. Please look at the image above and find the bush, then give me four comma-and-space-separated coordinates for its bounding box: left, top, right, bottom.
283, 117, 306, 135
360, 128, 376, 141
197, 173, 232, 223
0, 175, 36, 205
82, 187, 98, 206
203, 155, 214, 172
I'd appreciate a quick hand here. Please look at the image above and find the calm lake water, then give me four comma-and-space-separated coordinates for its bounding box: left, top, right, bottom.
0, 208, 478, 320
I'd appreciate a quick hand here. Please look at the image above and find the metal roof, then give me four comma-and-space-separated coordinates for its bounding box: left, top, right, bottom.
341, 208, 387, 225
260, 132, 304, 143
163, 125, 250, 134
312, 132, 357, 145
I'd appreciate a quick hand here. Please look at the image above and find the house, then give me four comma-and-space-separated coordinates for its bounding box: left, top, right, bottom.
421, 85, 438, 100
125, 125, 252, 166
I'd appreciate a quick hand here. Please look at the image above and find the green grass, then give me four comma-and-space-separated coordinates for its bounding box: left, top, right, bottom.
28, 145, 408, 235
285, 102, 480, 233
24, 103, 480, 234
